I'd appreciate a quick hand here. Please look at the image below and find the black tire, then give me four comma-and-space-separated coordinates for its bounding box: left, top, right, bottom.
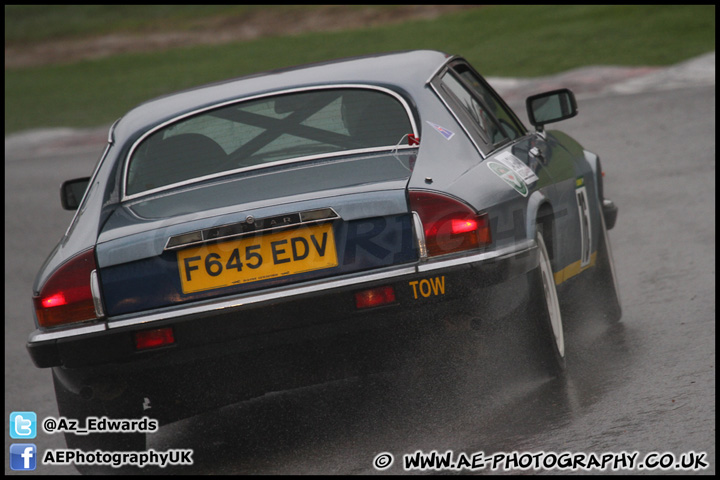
52, 370, 146, 474
591, 208, 622, 323
528, 227, 566, 377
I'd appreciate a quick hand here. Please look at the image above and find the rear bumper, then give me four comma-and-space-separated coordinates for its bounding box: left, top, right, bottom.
29, 240, 537, 418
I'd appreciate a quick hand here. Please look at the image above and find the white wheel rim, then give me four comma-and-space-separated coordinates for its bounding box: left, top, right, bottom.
537, 233, 564, 357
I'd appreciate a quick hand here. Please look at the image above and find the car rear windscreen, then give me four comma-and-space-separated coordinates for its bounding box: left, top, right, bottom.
125, 88, 414, 196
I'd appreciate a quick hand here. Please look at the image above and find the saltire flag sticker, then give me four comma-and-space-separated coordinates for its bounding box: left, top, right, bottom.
426, 121, 455, 140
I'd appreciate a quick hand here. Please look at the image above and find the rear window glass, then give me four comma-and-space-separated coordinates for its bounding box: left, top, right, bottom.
126, 88, 414, 196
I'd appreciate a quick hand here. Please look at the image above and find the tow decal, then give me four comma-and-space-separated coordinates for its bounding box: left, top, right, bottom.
409, 276, 445, 299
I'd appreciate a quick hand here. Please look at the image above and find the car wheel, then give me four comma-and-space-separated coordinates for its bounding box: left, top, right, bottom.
529, 226, 566, 376
591, 207, 622, 323
52, 370, 146, 473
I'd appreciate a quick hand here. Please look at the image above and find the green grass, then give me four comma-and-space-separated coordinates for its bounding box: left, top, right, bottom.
5, 5, 715, 134
4, 5, 314, 44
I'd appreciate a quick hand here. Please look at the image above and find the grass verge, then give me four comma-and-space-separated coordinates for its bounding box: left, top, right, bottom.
5, 5, 715, 134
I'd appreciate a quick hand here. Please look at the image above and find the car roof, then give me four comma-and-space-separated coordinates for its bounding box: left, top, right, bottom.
113, 50, 452, 141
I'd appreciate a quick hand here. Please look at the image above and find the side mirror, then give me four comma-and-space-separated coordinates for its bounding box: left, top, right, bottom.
60, 177, 90, 210
526, 88, 578, 131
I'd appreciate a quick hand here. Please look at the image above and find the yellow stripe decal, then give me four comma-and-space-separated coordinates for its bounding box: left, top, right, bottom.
554, 251, 597, 285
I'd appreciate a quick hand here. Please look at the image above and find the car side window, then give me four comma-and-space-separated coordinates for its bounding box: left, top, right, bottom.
454, 66, 523, 141
441, 71, 505, 145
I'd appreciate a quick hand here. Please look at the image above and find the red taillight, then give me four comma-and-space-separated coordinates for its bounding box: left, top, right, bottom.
41, 293, 67, 308
33, 249, 98, 328
409, 191, 491, 257
355, 285, 396, 309
134, 327, 175, 350
451, 218, 478, 234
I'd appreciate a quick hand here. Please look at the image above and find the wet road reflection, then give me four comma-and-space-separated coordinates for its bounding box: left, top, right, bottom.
143, 303, 633, 475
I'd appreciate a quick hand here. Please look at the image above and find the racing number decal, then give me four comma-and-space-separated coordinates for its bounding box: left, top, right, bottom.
575, 179, 592, 267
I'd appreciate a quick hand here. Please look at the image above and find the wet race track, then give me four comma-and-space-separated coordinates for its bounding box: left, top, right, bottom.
5, 54, 715, 475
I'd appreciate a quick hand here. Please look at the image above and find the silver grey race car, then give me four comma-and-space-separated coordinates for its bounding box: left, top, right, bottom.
28, 50, 621, 453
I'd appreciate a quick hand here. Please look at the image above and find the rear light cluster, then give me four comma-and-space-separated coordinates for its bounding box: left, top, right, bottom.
408, 191, 491, 257
33, 249, 99, 328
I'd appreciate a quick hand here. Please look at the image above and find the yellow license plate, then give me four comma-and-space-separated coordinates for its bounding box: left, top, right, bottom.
177, 223, 338, 294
